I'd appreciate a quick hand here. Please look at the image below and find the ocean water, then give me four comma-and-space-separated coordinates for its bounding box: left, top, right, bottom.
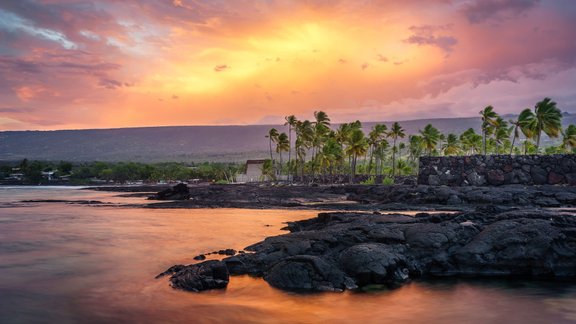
0, 186, 575, 323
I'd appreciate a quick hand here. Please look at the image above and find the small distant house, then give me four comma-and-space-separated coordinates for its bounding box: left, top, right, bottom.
245, 159, 267, 182
235, 159, 268, 183
8, 173, 24, 181
41, 171, 57, 181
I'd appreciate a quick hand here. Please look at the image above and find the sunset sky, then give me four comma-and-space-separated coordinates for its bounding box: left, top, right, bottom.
1, 0, 575, 130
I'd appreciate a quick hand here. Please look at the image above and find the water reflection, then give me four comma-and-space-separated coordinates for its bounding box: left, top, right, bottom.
0, 188, 575, 323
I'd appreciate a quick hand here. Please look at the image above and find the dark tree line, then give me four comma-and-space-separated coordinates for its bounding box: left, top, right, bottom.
266, 98, 575, 183
0, 160, 242, 184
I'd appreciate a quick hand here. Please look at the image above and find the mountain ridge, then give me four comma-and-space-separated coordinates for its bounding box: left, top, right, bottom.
1, 115, 574, 162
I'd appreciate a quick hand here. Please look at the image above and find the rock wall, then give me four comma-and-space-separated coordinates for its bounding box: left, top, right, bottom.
418, 154, 576, 186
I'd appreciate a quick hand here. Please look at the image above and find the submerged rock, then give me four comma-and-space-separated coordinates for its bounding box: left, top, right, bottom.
193, 254, 206, 260
157, 260, 229, 292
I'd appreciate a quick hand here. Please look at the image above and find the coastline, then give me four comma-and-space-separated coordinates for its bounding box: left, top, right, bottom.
90, 182, 576, 211
131, 182, 576, 293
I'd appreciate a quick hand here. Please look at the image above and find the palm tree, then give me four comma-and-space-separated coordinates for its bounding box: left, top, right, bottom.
334, 123, 352, 176
314, 111, 331, 128
460, 128, 482, 155
338, 121, 362, 176
335, 123, 351, 148
523, 140, 538, 154
275, 133, 290, 176
260, 159, 276, 182
398, 142, 406, 161
534, 98, 563, 151
284, 115, 298, 180
388, 122, 405, 176
266, 128, 279, 161
419, 124, 441, 156
294, 137, 307, 179
438, 133, 446, 153
563, 124, 576, 153
517, 108, 537, 154
368, 124, 387, 175
509, 118, 522, 155
544, 145, 564, 155
395, 159, 413, 176
349, 120, 362, 130
374, 139, 390, 177
345, 128, 368, 183
443, 133, 460, 155
480, 105, 498, 155
296, 120, 314, 178
312, 111, 331, 176
492, 117, 509, 154
408, 135, 424, 163
320, 137, 343, 182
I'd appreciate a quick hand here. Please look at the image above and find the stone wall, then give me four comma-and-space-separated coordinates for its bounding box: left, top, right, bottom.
418, 154, 576, 186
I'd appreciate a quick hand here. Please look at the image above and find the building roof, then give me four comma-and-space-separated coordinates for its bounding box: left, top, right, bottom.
246, 159, 267, 165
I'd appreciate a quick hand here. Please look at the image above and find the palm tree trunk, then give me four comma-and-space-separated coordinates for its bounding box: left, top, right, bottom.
368, 146, 374, 175
350, 155, 356, 184
536, 131, 542, 153
287, 127, 292, 181
279, 152, 283, 177
524, 139, 528, 155
483, 129, 487, 156
269, 138, 273, 161
392, 138, 397, 177
510, 126, 518, 155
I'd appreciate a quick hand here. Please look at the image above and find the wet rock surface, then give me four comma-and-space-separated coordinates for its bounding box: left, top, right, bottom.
220, 209, 576, 292
156, 260, 229, 292
143, 183, 576, 211
149, 183, 190, 200
155, 205, 576, 293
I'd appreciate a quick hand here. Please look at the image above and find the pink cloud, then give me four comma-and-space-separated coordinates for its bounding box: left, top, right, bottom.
0, 0, 575, 130
13, 85, 60, 102
461, 0, 541, 24
405, 24, 458, 55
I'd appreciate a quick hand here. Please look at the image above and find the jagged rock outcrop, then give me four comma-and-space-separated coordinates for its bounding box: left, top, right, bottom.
157, 208, 576, 293
146, 183, 576, 210
221, 209, 576, 292
149, 183, 190, 200
156, 260, 229, 292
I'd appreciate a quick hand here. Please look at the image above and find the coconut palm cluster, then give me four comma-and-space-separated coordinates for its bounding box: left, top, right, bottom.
266, 98, 575, 183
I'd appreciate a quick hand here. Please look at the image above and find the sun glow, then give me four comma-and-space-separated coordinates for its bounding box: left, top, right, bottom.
3, 0, 572, 130
133, 16, 439, 101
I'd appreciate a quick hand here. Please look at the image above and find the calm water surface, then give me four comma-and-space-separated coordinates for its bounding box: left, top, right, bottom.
1, 186, 576, 323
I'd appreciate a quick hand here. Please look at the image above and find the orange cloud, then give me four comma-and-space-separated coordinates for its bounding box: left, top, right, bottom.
14, 85, 59, 102
0, 0, 575, 130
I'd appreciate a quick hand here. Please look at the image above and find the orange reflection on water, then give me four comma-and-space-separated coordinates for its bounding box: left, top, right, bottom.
1, 189, 575, 323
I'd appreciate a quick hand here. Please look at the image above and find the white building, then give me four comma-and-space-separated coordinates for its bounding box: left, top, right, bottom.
235, 159, 267, 183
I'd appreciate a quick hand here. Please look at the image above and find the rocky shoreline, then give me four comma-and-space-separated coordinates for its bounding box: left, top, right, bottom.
158, 207, 576, 292
141, 183, 576, 210
86, 183, 576, 293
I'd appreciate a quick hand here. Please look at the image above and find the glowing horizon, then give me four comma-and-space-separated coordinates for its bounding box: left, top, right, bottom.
1, 0, 575, 131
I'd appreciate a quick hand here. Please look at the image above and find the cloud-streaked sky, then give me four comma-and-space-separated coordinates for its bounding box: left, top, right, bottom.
1, 0, 575, 130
